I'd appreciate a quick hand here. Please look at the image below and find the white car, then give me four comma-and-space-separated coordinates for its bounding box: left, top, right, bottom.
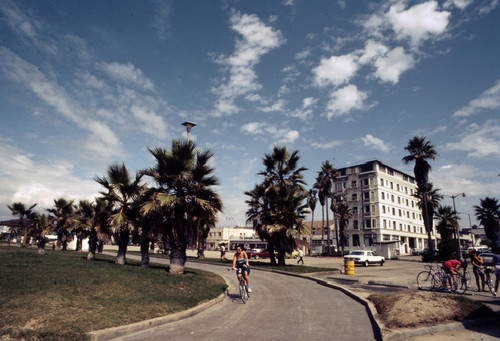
344, 250, 385, 267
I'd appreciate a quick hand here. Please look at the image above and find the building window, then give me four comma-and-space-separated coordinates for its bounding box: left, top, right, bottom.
352, 193, 358, 201
398, 197, 401, 204
397, 184, 400, 191
364, 192, 370, 200
365, 219, 372, 228
353, 207, 358, 214
391, 194, 395, 202
390, 182, 394, 189
399, 209, 402, 217
383, 219, 387, 228
363, 178, 369, 186
381, 192, 385, 200
351, 180, 357, 188
393, 221, 396, 229
392, 207, 395, 215
382, 205, 386, 213
364, 205, 370, 213
380, 178, 384, 186
383, 234, 390, 241
353, 220, 359, 229
372, 219, 377, 228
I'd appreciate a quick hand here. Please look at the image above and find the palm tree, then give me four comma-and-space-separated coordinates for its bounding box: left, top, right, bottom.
307, 189, 317, 255
47, 198, 75, 250
402, 136, 437, 249
334, 202, 352, 255
33, 213, 51, 254
245, 146, 309, 266
141, 139, 223, 274
95, 163, 145, 265
474, 197, 500, 251
313, 174, 326, 254
8, 202, 37, 247
435, 205, 459, 241
74, 200, 95, 252
315, 161, 337, 254
414, 183, 442, 242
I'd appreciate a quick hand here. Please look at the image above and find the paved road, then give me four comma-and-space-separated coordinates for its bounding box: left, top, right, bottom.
112, 261, 378, 341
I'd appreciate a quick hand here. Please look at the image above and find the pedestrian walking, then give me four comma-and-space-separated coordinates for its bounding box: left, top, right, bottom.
220, 244, 227, 262
297, 248, 304, 264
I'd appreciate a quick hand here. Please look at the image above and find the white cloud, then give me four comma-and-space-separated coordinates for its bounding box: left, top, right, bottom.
288, 97, 318, 120
325, 84, 368, 119
0, 0, 39, 38
311, 140, 343, 149
99, 61, 155, 91
373, 47, 415, 84
130, 105, 168, 139
312, 54, 358, 87
259, 99, 286, 112
212, 11, 285, 116
358, 40, 388, 65
360, 134, 390, 152
151, 0, 173, 40
387, 1, 450, 47
446, 121, 500, 158
432, 163, 500, 197
0, 47, 126, 159
0, 141, 100, 221
453, 79, 500, 117
241, 122, 299, 144
443, 0, 474, 10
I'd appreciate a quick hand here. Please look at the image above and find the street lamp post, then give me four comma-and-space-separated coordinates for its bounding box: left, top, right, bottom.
182, 121, 196, 142
444, 193, 466, 260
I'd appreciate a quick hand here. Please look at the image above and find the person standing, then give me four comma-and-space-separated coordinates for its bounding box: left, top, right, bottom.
220, 244, 227, 262
493, 252, 500, 297
297, 248, 304, 264
471, 251, 486, 291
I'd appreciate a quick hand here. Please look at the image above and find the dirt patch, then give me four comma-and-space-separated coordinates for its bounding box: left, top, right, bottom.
369, 291, 494, 329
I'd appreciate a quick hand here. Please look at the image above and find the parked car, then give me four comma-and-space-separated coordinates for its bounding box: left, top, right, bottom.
479, 253, 495, 266
344, 250, 385, 266
246, 249, 270, 259
411, 249, 424, 256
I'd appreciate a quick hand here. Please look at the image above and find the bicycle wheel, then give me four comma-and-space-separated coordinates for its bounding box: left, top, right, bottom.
454, 273, 468, 294
239, 281, 247, 303
485, 273, 495, 295
417, 271, 435, 290
464, 271, 472, 289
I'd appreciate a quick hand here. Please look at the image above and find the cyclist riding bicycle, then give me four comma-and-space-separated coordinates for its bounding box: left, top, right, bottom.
232, 246, 251, 293
442, 259, 463, 290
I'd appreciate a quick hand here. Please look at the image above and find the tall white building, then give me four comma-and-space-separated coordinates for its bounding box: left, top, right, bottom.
333, 160, 435, 255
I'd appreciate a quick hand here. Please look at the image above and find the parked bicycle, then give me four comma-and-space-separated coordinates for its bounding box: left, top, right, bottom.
484, 267, 496, 296
417, 264, 469, 294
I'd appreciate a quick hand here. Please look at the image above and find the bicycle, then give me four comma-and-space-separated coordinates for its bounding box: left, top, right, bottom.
417, 264, 468, 294
229, 267, 250, 303
484, 267, 496, 296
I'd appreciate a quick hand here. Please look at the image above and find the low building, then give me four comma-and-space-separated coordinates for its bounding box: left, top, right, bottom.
205, 226, 255, 250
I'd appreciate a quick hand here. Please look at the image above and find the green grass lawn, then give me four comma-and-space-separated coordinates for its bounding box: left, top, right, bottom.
0, 246, 227, 341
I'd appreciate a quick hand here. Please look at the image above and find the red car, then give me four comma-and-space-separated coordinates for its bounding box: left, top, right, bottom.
246, 248, 270, 259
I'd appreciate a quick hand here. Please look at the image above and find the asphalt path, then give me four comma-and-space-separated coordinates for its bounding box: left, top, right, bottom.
113, 261, 378, 341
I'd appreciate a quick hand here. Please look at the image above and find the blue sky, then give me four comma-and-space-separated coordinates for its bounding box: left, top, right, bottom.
1, 0, 499, 228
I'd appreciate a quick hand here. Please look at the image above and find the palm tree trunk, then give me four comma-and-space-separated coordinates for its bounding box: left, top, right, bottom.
140, 236, 150, 268
87, 228, 97, 260
169, 240, 187, 274
326, 197, 331, 255
115, 228, 129, 265
321, 204, 325, 254
268, 241, 277, 265
309, 211, 314, 256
